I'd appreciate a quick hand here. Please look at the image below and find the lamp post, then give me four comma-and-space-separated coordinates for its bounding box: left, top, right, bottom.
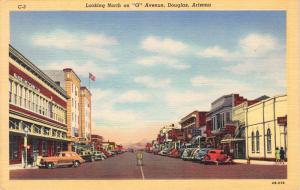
24, 126, 28, 168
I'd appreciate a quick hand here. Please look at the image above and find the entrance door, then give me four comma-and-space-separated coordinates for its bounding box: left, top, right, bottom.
234, 141, 245, 159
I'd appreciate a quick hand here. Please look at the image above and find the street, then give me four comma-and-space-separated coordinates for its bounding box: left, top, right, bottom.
10, 152, 287, 179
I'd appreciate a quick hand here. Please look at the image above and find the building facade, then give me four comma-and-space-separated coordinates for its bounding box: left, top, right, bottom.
246, 95, 287, 161
179, 111, 207, 141
9, 45, 69, 165
206, 94, 248, 149
44, 69, 82, 146
79, 87, 92, 142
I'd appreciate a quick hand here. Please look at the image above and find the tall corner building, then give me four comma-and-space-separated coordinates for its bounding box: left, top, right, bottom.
79, 86, 92, 143
44, 69, 81, 147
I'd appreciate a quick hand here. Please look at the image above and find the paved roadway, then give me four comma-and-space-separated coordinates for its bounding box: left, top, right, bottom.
10, 152, 287, 179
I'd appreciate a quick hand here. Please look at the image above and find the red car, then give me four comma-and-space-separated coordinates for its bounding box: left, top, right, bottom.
168, 148, 180, 158
203, 149, 233, 165
100, 149, 112, 158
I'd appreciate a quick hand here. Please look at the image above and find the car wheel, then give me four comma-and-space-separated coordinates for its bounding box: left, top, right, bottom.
73, 161, 80, 168
47, 162, 54, 169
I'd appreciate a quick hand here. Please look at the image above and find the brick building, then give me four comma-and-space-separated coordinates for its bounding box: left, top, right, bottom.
9, 45, 70, 165
79, 87, 92, 143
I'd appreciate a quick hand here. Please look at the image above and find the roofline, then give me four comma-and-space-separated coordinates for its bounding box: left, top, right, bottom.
63, 68, 81, 82
247, 94, 287, 109
9, 45, 68, 99
80, 86, 92, 96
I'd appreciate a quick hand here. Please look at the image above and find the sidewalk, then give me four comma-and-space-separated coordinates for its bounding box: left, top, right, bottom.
233, 159, 287, 165
9, 164, 38, 170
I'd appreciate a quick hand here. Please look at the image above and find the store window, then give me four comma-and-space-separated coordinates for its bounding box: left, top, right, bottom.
256, 130, 260, 152
41, 141, 48, 156
267, 129, 272, 152
9, 136, 19, 161
251, 131, 255, 153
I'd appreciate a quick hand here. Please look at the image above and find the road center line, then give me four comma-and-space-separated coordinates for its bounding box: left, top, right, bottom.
139, 165, 145, 180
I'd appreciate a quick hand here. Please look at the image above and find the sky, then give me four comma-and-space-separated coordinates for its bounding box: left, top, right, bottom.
10, 11, 286, 145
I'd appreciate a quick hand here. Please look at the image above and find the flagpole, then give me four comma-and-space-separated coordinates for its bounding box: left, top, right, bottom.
89, 74, 91, 90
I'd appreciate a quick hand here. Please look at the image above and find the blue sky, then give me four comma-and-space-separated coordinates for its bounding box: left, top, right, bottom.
10, 11, 286, 144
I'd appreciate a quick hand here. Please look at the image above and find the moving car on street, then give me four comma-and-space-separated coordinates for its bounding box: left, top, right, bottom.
39, 151, 85, 169
202, 149, 233, 165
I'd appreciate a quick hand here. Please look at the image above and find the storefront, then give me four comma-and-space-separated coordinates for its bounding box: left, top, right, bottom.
9, 45, 70, 166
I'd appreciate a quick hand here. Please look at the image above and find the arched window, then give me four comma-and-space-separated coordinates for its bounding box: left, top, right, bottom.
267, 129, 272, 152
256, 131, 260, 152
251, 131, 255, 152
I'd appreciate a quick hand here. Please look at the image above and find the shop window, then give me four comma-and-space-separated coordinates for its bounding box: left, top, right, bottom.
256, 130, 260, 153
251, 132, 255, 153
267, 129, 272, 152
41, 141, 48, 156
9, 136, 19, 161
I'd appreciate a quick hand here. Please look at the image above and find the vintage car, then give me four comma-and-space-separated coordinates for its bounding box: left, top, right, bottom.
193, 148, 212, 162
181, 148, 194, 160
181, 148, 199, 161
100, 149, 113, 158
39, 151, 85, 169
168, 148, 181, 158
158, 148, 171, 156
202, 149, 233, 165
93, 151, 106, 161
152, 147, 160, 155
78, 150, 95, 162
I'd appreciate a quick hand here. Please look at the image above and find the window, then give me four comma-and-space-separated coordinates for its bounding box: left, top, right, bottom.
9, 136, 19, 161
226, 112, 231, 123
251, 131, 255, 152
267, 129, 272, 152
9, 80, 12, 103
256, 130, 260, 152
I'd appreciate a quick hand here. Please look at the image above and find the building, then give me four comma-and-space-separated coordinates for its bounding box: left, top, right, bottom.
206, 94, 248, 149
44, 69, 82, 149
179, 111, 207, 142
246, 95, 287, 161
9, 45, 70, 165
223, 97, 266, 159
91, 134, 103, 150
157, 123, 180, 149
79, 87, 92, 142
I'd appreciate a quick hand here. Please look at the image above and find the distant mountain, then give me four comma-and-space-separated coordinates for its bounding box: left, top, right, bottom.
124, 138, 150, 149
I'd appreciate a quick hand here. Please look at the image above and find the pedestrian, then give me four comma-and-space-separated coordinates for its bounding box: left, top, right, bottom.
275, 147, 280, 165
279, 147, 285, 165
136, 151, 143, 166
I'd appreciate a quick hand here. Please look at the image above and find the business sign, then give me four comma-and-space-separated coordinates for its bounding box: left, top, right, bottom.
277, 116, 287, 126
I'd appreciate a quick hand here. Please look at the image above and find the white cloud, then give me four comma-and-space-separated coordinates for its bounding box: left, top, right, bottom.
32, 29, 118, 61
197, 46, 233, 59
134, 76, 171, 88
239, 33, 277, 56
44, 60, 118, 79
136, 56, 189, 70
115, 90, 150, 103
141, 36, 188, 55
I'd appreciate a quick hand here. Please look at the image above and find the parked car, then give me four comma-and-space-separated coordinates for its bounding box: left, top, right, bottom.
93, 151, 106, 161
193, 148, 212, 162
39, 151, 85, 169
181, 148, 199, 161
100, 149, 113, 157
152, 147, 160, 155
78, 150, 95, 162
158, 148, 171, 156
168, 148, 181, 158
181, 148, 194, 160
202, 149, 233, 165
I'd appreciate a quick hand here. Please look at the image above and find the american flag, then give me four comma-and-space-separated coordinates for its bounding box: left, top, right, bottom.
89, 73, 96, 81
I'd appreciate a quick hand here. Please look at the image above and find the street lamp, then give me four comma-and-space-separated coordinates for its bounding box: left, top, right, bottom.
24, 125, 29, 168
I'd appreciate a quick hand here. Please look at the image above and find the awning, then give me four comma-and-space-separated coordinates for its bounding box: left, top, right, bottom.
221, 138, 245, 143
